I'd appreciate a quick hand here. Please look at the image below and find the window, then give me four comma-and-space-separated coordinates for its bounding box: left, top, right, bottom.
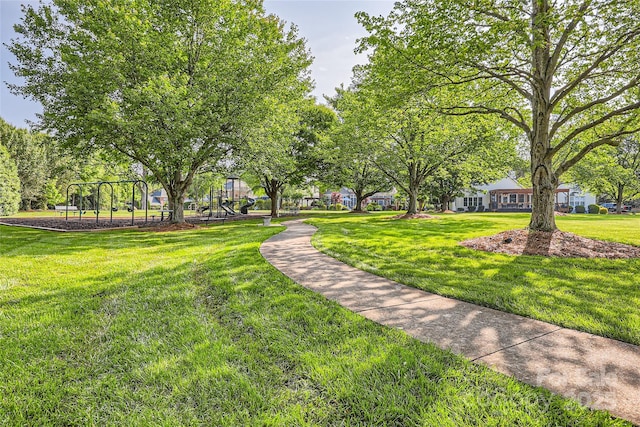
464, 197, 482, 207
518, 194, 525, 203
510, 194, 517, 203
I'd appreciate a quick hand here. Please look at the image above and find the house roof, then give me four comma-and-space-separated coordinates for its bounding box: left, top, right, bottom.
489, 188, 570, 194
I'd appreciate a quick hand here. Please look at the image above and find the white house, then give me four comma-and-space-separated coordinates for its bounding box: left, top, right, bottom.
454, 177, 596, 212
322, 187, 398, 210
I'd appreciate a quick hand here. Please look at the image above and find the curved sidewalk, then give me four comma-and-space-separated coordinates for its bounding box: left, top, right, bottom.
260, 219, 640, 424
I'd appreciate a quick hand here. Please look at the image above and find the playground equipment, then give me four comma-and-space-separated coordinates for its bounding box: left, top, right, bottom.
208, 176, 256, 217
65, 180, 148, 225
240, 198, 256, 214
218, 176, 240, 216
196, 176, 255, 218
218, 192, 236, 216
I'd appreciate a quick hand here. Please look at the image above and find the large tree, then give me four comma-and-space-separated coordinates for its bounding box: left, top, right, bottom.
326, 88, 391, 213
337, 81, 510, 215
9, 0, 311, 222
0, 145, 21, 216
0, 119, 50, 210
247, 100, 336, 217
358, 0, 640, 231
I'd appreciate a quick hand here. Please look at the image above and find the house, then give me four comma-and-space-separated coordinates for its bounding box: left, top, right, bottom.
368, 189, 397, 209
148, 189, 168, 208
323, 188, 357, 209
322, 188, 397, 210
454, 177, 596, 212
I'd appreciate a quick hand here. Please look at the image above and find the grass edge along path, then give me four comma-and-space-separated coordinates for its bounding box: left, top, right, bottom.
307, 213, 640, 346
0, 222, 629, 425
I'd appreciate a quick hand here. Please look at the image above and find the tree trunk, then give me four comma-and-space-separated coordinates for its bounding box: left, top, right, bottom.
441, 194, 451, 212
269, 188, 278, 218
167, 189, 185, 223
406, 189, 418, 214
406, 162, 419, 214
138, 167, 149, 210
530, 154, 558, 231
529, 0, 556, 232
616, 183, 624, 214
164, 171, 192, 223
354, 190, 365, 212
263, 178, 281, 218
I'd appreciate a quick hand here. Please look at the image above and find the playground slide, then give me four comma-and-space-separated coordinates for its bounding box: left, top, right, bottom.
240, 198, 256, 214
218, 195, 236, 216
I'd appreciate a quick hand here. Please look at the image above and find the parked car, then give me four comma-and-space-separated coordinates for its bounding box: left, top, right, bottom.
602, 203, 630, 213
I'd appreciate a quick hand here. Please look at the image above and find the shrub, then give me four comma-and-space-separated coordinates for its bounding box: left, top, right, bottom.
366, 202, 382, 211
599, 207, 608, 214
310, 200, 326, 210
575, 205, 586, 213
328, 203, 349, 211
587, 204, 600, 214
254, 199, 271, 211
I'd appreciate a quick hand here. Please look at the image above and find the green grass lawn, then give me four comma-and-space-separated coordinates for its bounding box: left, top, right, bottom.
308, 212, 640, 345
0, 220, 628, 425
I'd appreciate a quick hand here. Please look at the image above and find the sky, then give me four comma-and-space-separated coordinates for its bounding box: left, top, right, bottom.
0, 0, 394, 128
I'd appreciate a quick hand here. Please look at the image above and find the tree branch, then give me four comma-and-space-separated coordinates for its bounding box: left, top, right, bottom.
372, 158, 409, 195
550, 28, 640, 107
549, 77, 640, 141
438, 105, 531, 134
466, 61, 533, 100
548, 0, 591, 75
555, 127, 640, 176
550, 101, 640, 156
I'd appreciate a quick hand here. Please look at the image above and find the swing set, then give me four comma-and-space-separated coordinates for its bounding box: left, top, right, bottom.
65, 180, 149, 225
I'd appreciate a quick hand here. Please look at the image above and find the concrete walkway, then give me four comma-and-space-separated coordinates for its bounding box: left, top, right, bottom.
260, 219, 640, 425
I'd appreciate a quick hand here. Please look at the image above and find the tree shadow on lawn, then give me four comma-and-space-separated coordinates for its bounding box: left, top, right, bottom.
0, 222, 283, 258
306, 233, 640, 423
195, 252, 619, 426
0, 232, 628, 425
408, 244, 640, 343
313, 216, 639, 345
309, 216, 502, 246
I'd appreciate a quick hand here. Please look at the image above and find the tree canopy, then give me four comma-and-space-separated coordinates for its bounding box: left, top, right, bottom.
330, 77, 515, 215
358, 0, 640, 230
568, 137, 640, 212
9, 0, 312, 222
0, 144, 21, 216
325, 88, 391, 212
0, 118, 77, 209
245, 100, 336, 217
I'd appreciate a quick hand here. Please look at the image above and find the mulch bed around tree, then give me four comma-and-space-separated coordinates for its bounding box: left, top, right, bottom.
461, 229, 640, 259
391, 213, 438, 220
0, 217, 145, 231
0, 214, 266, 232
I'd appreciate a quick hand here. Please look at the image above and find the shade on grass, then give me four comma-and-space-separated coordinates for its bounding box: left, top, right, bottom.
309, 213, 640, 345
0, 221, 629, 425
